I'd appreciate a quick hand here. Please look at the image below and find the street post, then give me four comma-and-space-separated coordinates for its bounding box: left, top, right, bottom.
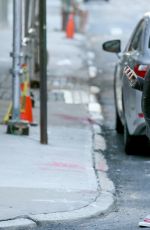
39, 0, 48, 144
7, 0, 29, 135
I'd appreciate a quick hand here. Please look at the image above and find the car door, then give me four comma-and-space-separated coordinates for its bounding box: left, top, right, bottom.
122, 20, 145, 133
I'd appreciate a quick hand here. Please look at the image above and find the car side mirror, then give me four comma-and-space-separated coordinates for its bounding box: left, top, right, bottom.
102, 40, 121, 53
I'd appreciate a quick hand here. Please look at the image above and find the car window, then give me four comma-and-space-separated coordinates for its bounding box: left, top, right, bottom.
128, 20, 145, 51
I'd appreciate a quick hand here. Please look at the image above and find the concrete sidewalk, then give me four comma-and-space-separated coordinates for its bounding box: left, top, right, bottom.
0, 1, 115, 229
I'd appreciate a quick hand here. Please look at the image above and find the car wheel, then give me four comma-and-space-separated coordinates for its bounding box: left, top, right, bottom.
115, 108, 124, 134
124, 120, 150, 155
124, 120, 137, 154
124, 121, 133, 154
114, 74, 124, 134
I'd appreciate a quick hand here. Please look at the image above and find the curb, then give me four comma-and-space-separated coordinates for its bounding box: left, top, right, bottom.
29, 192, 114, 224
87, 51, 98, 79
0, 218, 36, 230
0, 193, 115, 229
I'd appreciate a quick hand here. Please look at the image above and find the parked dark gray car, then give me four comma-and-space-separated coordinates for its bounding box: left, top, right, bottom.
102, 12, 150, 154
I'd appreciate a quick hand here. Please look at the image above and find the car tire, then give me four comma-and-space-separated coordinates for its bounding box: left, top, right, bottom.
114, 73, 124, 134
124, 120, 150, 155
115, 108, 124, 134
124, 120, 136, 154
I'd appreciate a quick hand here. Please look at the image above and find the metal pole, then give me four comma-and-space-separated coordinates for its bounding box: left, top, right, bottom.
39, 0, 48, 144
12, 0, 22, 121
7, 0, 29, 135
25, 0, 30, 37
31, 0, 36, 28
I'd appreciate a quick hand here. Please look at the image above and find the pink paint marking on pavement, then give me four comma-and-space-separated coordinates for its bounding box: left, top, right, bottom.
144, 218, 150, 223
97, 162, 108, 172
54, 113, 96, 124
41, 162, 86, 171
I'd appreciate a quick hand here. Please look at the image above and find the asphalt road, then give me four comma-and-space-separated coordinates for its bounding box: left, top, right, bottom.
35, 0, 150, 229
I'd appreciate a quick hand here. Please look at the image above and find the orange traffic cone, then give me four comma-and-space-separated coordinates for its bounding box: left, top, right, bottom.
20, 64, 34, 124
20, 96, 33, 123
66, 13, 75, 39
